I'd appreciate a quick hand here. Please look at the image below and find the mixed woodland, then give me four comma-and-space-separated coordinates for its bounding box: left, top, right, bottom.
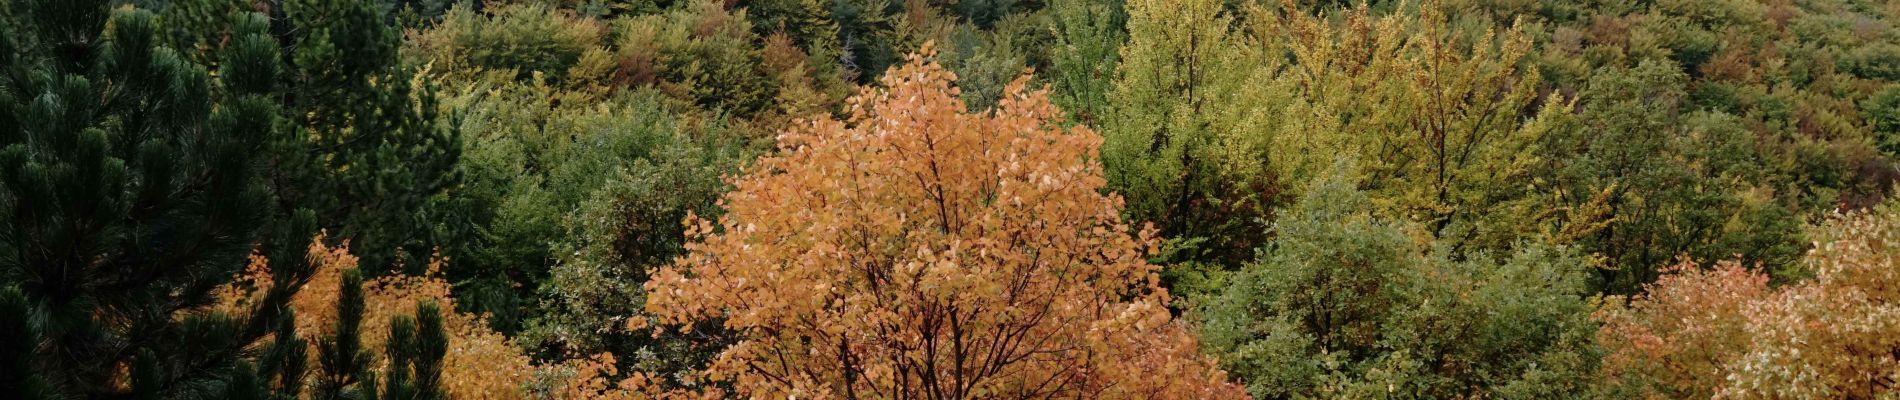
3, 0, 1900, 398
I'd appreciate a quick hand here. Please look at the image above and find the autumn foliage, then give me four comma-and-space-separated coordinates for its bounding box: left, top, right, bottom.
643, 49, 1248, 398
217, 237, 536, 399
1597, 206, 1900, 399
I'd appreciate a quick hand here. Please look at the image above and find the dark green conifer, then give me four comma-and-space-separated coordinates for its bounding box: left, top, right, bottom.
0, 2, 314, 397
314, 268, 370, 400
269, 0, 465, 274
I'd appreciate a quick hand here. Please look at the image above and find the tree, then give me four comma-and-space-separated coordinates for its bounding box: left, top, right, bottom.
1593, 259, 1765, 399
1539, 60, 1805, 292
1864, 84, 1900, 158
1522, 0, 1900, 212
606, 1, 783, 115
0, 3, 315, 397
512, 92, 746, 383
378, 301, 449, 400
1214, 1, 1564, 252
745, 0, 843, 58
940, 18, 1033, 112
1202, 164, 1601, 399
826, 0, 903, 82
269, 0, 466, 273
217, 236, 540, 399
1047, 0, 1125, 125
1597, 202, 1900, 399
643, 49, 1248, 398
411, 2, 608, 84
1103, 0, 1269, 268
313, 267, 372, 399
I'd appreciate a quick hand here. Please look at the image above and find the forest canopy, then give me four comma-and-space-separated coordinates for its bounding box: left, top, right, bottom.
2, 0, 1898, 398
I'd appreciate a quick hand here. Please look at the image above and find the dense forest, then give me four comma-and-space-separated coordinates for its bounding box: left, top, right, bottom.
3, 0, 1899, 398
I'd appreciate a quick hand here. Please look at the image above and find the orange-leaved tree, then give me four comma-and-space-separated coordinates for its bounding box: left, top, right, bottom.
1597, 203, 1900, 399
1593, 259, 1768, 399
643, 48, 1248, 399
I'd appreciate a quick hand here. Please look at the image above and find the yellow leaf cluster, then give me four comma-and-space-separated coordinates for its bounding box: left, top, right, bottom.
1219, 0, 1564, 241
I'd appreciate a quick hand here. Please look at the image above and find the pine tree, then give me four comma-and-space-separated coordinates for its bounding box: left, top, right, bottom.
0, 2, 315, 397
314, 267, 371, 400
268, 0, 465, 274
0, 287, 52, 399
377, 301, 447, 400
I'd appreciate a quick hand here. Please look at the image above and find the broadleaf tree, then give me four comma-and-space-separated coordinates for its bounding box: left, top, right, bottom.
1203, 163, 1603, 399
643, 49, 1249, 398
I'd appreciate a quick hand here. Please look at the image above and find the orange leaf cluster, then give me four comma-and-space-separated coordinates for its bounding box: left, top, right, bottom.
221, 236, 537, 399
1594, 259, 1768, 398
1597, 208, 1900, 399
538, 352, 725, 400
644, 48, 1248, 399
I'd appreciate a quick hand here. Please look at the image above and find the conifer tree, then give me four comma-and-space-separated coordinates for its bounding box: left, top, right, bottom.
0, 2, 316, 397
377, 301, 448, 400
827, 0, 903, 82
314, 267, 371, 400
1864, 85, 1900, 158
747, 0, 843, 54
268, 0, 465, 274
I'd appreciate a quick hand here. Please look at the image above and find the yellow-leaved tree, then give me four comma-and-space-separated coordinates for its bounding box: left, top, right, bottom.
643, 48, 1249, 399
1220, 0, 1568, 247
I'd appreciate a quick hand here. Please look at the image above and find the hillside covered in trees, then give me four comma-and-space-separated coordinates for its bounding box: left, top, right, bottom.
3, 0, 1899, 398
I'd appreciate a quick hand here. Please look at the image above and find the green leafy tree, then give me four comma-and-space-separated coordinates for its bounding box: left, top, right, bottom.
1047, 0, 1125, 125
638, 1, 780, 115
1523, 0, 1900, 212
0, 3, 316, 398
414, 3, 607, 83
1538, 60, 1806, 292
1215, 2, 1563, 252
1104, 0, 1267, 268
504, 90, 748, 381
1863, 84, 1900, 158
409, 0, 782, 338
1202, 164, 1601, 399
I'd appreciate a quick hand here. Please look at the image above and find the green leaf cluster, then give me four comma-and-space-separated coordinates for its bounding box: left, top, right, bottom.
1202, 165, 1601, 399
